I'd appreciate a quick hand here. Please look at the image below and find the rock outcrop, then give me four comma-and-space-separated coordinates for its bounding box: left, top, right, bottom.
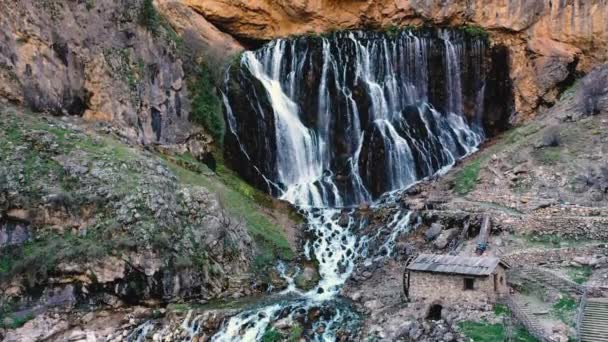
0, 0, 241, 145
156, 0, 243, 62
186, 0, 608, 119
0, 104, 298, 334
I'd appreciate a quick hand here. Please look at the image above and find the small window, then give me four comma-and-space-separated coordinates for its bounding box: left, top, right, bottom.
464, 278, 475, 290
500, 276, 504, 285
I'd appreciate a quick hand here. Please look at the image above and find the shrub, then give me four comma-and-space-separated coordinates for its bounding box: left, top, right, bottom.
540, 126, 561, 147
578, 65, 608, 116
386, 24, 401, 38
461, 25, 489, 40
553, 295, 577, 324
190, 63, 225, 143
139, 0, 160, 35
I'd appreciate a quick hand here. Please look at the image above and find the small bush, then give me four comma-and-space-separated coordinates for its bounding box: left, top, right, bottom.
540, 126, 561, 147
190, 63, 225, 143
139, 0, 160, 35
289, 325, 304, 341
493, 304, 510, 316
1, 313, 34, 329
578, 65, 608, 116
461, 25, 489, 40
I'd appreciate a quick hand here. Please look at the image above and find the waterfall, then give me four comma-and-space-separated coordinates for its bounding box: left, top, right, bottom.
224, 29, 487, 207
183, 29, 493, 341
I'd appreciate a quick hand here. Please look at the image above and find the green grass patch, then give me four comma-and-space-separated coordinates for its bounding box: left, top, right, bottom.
553, 296, 577, 311
167, 303, 191, 312
525, 233, 562, 247
458, 321, 539, 342
164, 157, 294, 270
450, 121, 542, 196
493, 303, 510, 316
0, 312, 34, 329
262, 328, 283, 342
0, 232, 110, 285
501, 124, 541, 146
215, 159, 274, 208
552, 295, 577, 324
289, 324, 304, 341
532, 147, 562, 165
454, 158, 482, 194
3, 107, 138, 178
567, 266, 593, 285
4, 122, 23, 142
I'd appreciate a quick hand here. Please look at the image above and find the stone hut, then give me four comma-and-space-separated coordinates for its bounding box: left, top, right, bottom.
404, 254, 510, 305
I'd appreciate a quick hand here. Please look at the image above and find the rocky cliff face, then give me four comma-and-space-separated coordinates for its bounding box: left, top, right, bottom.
0, 105, 252, 311
0, 0, 242, 145
187, 0, 608, 119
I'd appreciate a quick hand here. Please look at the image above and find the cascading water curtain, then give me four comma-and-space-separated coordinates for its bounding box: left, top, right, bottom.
223, 29, 488, 208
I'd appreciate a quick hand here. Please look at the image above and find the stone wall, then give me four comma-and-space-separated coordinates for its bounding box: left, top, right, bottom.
408, 267, 508, 304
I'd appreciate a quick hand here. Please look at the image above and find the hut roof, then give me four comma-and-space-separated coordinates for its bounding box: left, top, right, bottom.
406, 254, 510, 276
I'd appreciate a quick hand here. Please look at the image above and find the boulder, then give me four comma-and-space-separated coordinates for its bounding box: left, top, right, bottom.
433, 228, 459, 249
573, 256, 599, 266
425, 223, 443, 241
5, 208, 30, 222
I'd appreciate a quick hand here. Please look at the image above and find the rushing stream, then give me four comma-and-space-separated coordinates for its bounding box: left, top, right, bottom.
130, 28, 499, 341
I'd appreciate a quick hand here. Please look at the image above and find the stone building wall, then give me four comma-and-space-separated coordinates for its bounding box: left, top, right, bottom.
408, 266, 509, 304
